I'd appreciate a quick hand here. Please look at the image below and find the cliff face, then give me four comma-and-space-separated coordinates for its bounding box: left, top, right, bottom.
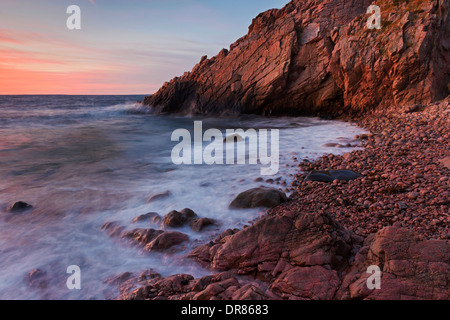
143, 0, 450, 117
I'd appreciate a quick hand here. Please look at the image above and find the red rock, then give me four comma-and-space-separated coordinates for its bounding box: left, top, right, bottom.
189, 210, 356, 279
229, 187, 287, 209
145, 231, 189, 251
270, 266, 340, 300
142, 0, 449, 117
337, 225, 450, 300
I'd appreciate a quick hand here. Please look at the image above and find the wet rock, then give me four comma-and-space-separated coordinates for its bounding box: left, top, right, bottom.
229, 187, 287, 209
163, 209, 198, 228
122, 228, 164, 247
337, 225, 450, 300
131, 212, 162, 224
145, 232, 189, 251
7, 201, 33, 213
189, 218, 217, 232
27, 269, 49, 289
231, 284, 270, 300
101, 222, 126, 237
270, 266, 340, 300
102, 222, 188, 252
147, 191, 172, 203
305, 170, 363, 183
154, 274, 194, 295
322, 143, 346, 148
223, 134, 244, 143
193, 278, 240, 300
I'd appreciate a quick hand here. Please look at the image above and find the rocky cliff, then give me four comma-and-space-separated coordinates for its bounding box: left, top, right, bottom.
143, 0, 449, 117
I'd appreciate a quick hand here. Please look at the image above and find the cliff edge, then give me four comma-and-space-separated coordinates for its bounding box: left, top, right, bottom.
143, 0, 449, 117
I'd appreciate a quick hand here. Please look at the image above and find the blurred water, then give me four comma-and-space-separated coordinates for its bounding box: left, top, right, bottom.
0, 95, 366, 299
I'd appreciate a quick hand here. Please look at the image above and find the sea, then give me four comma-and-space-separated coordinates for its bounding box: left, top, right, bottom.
0, 95, 367, 299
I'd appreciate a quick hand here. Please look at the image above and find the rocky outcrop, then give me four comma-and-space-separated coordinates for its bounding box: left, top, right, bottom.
116, 211, 449, 300
101, 222, 189, 252
143, 0, 450, 117
113, 271, 274, 300
188, 209, 359, 284
337, 224, 450, 300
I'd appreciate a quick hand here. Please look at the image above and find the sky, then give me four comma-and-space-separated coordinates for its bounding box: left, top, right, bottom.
0, 0, 288, 95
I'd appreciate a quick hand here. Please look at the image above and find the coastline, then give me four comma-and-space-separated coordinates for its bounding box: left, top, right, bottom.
113, 97, 449, 300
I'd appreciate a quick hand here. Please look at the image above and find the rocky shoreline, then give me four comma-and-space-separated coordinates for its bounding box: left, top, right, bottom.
110, 98, 449, 300
16, 0, 449, 301
110, 0, 449, 300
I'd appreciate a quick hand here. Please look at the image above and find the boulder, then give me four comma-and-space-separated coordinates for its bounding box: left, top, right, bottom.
189, 218, 217, 232
229, 187, 287, 209
145, 232, 189, 251
102, 222, 189, 252
189, 210, 355, 279
131, 212, 162, 224
147, 191, 172, 203
337, 224, 450, 300
7, 201, 33, 213
163, 209, 198, 228
122, 228, 164, 247
270, 266, 340, 300
26, 269, 49, 289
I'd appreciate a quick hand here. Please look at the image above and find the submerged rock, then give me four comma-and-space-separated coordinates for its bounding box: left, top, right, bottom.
131, 212, 162, 225
229, 187, 288, 209
145, 232, 189, 252
147, 191, 172, 203
102, 222, 188, 252
189, 218, 217, 233
26, 269, 49, 289
7, 201, 33, 213
163, 209, 198, 228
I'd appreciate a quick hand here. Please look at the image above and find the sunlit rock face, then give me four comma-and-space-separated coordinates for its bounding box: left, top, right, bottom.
143, 0, 450, 117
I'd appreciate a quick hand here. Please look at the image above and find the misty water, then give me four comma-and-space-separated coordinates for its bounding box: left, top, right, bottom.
0, 95, 367, 299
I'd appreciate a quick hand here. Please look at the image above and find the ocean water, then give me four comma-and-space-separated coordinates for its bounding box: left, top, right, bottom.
0, 95, 367, 299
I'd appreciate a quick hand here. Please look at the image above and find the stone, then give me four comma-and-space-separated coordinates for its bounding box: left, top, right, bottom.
163, 209, 198, 228
270, 266, 340, 300
229, 187, 287, 209
27, 269, 49, 289
190, 218, 217, 232
189, 211, 355, 278
147, 191, 172, 203
7, 201, 33, 212
131, 212, 161, 224
145, 232, 189, 251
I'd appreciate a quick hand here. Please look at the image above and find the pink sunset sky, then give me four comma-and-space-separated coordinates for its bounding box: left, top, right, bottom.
0, 0, 286, 95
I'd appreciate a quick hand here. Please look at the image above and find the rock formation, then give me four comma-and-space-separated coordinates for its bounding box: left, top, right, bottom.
143, 0, 450, 117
